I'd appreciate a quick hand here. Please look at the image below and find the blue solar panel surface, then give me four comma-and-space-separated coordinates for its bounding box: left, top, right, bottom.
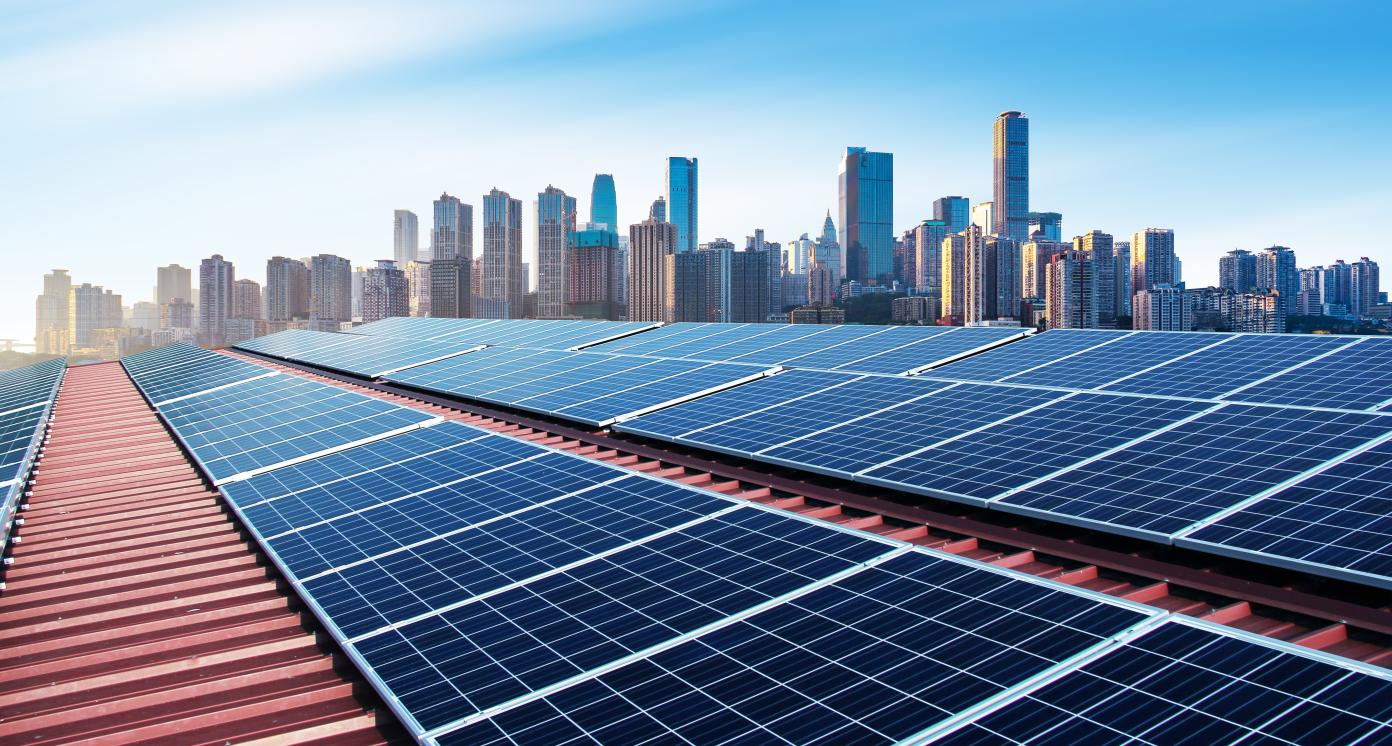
232, 328, 358, 358
1225, 337, 1392, 410
615, 369, 861, 440
0, 357, 66, 415
127, 350, 270, 404
1003, 330, 1233, 389
0, 406, 47, 484
924, 329, 1131, 382
1100, 333, 1358, 400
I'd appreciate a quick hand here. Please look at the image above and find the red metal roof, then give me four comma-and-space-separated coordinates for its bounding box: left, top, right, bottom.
0, 362, 393, 745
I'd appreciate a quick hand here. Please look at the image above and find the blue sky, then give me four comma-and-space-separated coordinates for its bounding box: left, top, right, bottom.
2, 0, 1389, 342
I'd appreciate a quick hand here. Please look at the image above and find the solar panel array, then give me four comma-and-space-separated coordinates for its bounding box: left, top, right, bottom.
120, 340, 1392, 744
347, 317, 660, 350
235, 328, 481, 377
0, 357, 65, 554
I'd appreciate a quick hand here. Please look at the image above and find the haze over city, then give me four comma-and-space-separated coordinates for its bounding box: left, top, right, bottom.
4, 0, 1390, 343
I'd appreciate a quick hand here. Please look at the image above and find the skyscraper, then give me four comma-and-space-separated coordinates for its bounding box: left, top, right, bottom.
431, 193, 473, 261
1046, 249, 1098, 329
963, 228, 991, 325
838, 147, 894, 284
535, 186, 578, 319
665, 157, 698, 252
363, 260, 409, 322
197, 254, 234, 345
1351, 257, 1381, 317
940, 230, 969, 323
914, 220, 948, 319
814, 211, 841, 284
1022, 239, 1070, 300
628, 218, 677, 322
970, 202, 994, 234
1325, 259, 1352, 309
265, 257, 310, 322
993, 111, 1029, 240
590, 174, 617, 232
70, 284, 121, 350
1220, 249, 1258, 293
987, 235, 1021, 321
232, 279, 262, 319
156, 264, 191, 306
481, 188, 524, 319
568, 224, 623, 320
1113, 240, 1133, 319
1257, 246, 1298, 308
1135, 285, 1191, 331
1075, 230, 1116, 326
429, 257, 470, 318
1028, 212, 1062, 242
932, 196, 969, 235
787, 233, 813, 276
35, 269, 71, 354
1131, 228, 1176, 296
308, 254, 352, 331
406, 260, 431, 317
393, 210, 419, 266
649, 196, 666, 222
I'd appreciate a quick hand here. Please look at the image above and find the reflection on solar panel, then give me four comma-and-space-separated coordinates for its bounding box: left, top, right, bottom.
1225, 337, 1392, 410
118, 342, 212, 377
158, 374, 437, 482
433, 549, 1155, 745
1100, 333, 1357, 399
236, 329, 479, 377
615, 369, 862, 440
996, 405, 1392, 539
934, 620, 1392, 745
924, 329, 1132, 382
0, 357, 67, 415
861, 393, 1216, 504
347, 317, 658, 350
1180, 438, 1392, 588
0, 357, 65, 553
232, 328, 359, 358
1003, 330, 1233, 389
125, 347, 271, 404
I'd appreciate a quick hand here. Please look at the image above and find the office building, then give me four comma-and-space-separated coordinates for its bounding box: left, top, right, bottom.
361, 260, 409, 322
932, 196, 969, 235
1046, 249, 1098, 329
781, 273, 809, 309
1220, 249, 1258, 293
940, 230, 969, 323
649, 196, 666, 222
895, 229, 916, 290
913, 220, 949, 320
1351, 257, 1381, 317
308, 254, 352, 331
536, 185, 578, 319
393, 209, 419, 265
963, 229, 991, 325
1131, 228, 1176, 295
265, 257, 310, 322
814, 210, 841, 282
428, 258, 470, 318
993, 111, 1029, 240
1028, 212, 1062, 242
1114, 240, 1133, 319
986, 235, 1021, 322
1324, 260, 1352, 308
481, 188, 524, 319
808, 261, 835, 308
970, 201, 993, 235
232, 279, 262, 319
666, 157, 698, 252
675, 241, 770, 324
787, 233, 813, 276
1075, 230, 1116, 326
745, 229, 782, 318
197, 255, 234, 345
35, 269, 72, 354
838, 147, 893, 283
431, 193, 473, 261
568, 224, 623, 320
156, 264, 192, 306
70, 284, 122, 351
628, 218, 677, 322
591, 174, 617, 232
406, 260, 431, 317
1022, 239, 1070, 300
1134, 284, 1191, 331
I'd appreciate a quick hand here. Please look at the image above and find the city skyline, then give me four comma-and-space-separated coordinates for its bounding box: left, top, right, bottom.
4, 0, 1391, 343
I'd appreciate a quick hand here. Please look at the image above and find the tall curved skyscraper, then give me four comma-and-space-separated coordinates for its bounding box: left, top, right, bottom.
590, 174, 617, 232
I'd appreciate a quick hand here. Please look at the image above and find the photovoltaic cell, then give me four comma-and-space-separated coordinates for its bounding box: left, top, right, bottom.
232, 328, 359, 359
831, 327, 1027, 375
1181, 439, 1392, 587
615, 369, 863, 441
860, 393, 1216, 503
760, 383, 1063, 478
996, 405, 1392, 539
1225, 337, 1392, 410
935, 620, 1392, 746
0, 407, 47, 484
923, 329, 1131, 382
386, 348, 576, 395
435, 549, 1153, 746
239, 331, 478, 377
724, 325, 905, 366
0, 357, 66, 415
130, 351, 271, 404
119, 343, 211, 377
1100, 333, 1357, 400
1003, 331, 1233, 389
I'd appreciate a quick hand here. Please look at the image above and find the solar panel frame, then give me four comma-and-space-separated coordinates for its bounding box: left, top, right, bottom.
1223, 336, 1392, 411
127, 351, 274, 405
1098, 333, 1360, 400
920, 329, 1134, 382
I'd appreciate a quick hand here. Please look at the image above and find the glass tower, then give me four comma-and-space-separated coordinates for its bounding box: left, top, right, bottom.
838, 147, 894, 284
993, 111, 1029, 241
665, 157, 697, 252
590, 174, 617, 232
932, 196, 969, 236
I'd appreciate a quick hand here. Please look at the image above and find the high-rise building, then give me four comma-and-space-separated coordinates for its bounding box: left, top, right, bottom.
128, 302, 161, 332
198, 254, 234, 345
970, 202, 993, 235
1075, 230, 1116, 326
932, 196, 969, 235
914, 220, 949, 320
649, 196, 666, 222
590, 174, 617, 232
265, 257, 310, 322
675, 241, 770, 323
431, 193, 473, 261
1324, 259, 1353, 309
1219, 249, 1257, 293
362, 260, 409, 322
156, 264, 192, 306
351, 266, 366, 320
481, 188, 524, 319
1351, 257, 1381, 317
786, 233, 813, 276
393, 210, 419, 265
745, 229, 782, 318
1222, 291, 1286, 333
70, 284, 122, 350
1134, 284, 1191, 331
536, 185, 578, 319
814, 211, 841, 284
568, 224, 623, 320
1022, 239, 1070, 300
838, 147, 893, 284
628, 218, 677, 322
940, 230, 969, 323
1114, 240, 1133, 319
895, 229, 916, 290
1257, 246, 1298, 313
232, 279, 262, 319
1046, 249, 1098, 329
987, 235, 1021, 322
309, 254, 352, 331
406, 260, 431, 317
160, 298, 194, 330
1028, 212, 1062, 242
1131, 228, 1176, 296
429, 258, 471, 318
992, 111, 1029, 240
35, 269, 72, 354
665, 157, 698, 252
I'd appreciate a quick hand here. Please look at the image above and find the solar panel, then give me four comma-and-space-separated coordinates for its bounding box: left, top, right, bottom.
840, 327, 1029, 375
118, 342, 211, 377
431, 319, 659, 350
0, 407, 49, 485
0, 357, 64, 555
125, 348, 272, 404
348, 317, 500, 341
0, 357, 67, 415
759, 383, 1065, 479
582, 323, 772, 358
724, 325, 908, 366
157, 374, 437, 482
922, 329, 1132, 382
1100, 333, 1358, 400
238, 330, 480, 377
933, 619, 1392, 745
860, 393, 1217, 505
615, 369, 863, 441
386, 347, 576, 395
1002, 330, 1233, 389
653, 375, 946, 459
431, 548, 1155, 745
232, 328, 361, 359
1223, 337, 1392, 410
1179, 438, 1392, 588
995, 405, 1392, 540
